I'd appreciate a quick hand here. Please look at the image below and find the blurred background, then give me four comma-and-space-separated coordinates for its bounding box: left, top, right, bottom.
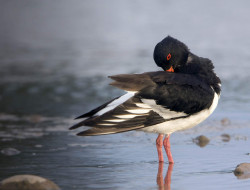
0, 0, 250, 189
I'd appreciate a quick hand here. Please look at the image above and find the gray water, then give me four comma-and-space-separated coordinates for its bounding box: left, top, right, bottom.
1, 0, 250, 189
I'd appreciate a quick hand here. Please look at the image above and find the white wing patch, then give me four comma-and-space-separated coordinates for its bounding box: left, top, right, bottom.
135, 103, 151, 108
94, 92, 135, 116
114, 114, 138, 119
104, 119, 126, 122
141, 99, 187, 119
126, 109, 150, 114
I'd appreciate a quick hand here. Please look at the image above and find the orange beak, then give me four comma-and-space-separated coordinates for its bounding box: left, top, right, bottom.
166, 66, 174, 72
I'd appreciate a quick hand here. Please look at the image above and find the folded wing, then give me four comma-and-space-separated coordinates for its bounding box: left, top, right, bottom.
70, 71, 214, 136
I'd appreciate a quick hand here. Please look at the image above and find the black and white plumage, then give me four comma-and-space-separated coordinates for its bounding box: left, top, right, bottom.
70, 36, 221, 163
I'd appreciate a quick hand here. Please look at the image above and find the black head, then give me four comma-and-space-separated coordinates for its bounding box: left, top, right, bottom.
153, 36, 189, 71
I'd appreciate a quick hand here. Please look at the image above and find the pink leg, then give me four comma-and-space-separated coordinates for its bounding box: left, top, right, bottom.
163, 135, 174, 164
156, 134, 164, 162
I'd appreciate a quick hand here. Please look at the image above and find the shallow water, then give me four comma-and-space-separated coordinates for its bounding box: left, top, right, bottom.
1, 116, 250, 190
1, 0, 250, 189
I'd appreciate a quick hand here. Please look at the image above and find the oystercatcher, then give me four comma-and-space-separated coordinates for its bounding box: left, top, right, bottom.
70, 36, 221, 163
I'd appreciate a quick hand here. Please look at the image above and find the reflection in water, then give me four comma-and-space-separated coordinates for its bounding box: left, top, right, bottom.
157, 163, 173, 190
234, 173, 250, 180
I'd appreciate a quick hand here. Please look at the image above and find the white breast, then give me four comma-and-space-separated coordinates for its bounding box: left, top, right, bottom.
141, 92, 220, 135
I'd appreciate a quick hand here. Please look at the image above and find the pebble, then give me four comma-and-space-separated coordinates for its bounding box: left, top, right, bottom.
221, 134, 231, 142
0, 175, 60, 190
221, 118, 230, 126
193, 135, 210, 147
234, 163, 250, 179
1, 148, 21, 156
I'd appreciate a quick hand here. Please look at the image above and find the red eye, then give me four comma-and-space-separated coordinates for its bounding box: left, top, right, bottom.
167, 53, 171, 60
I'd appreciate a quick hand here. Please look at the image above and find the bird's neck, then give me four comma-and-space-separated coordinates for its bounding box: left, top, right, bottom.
179, 53, 221, 95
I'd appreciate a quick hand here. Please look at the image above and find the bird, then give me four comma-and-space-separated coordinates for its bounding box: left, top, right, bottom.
70, 36, 221, 164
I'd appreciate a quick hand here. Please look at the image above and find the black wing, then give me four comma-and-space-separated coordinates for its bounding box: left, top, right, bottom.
70, 96, 166, 135
70, 71, 214, 135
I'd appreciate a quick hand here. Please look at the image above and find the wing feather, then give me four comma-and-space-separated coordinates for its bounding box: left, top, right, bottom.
71, 71, 215, 135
